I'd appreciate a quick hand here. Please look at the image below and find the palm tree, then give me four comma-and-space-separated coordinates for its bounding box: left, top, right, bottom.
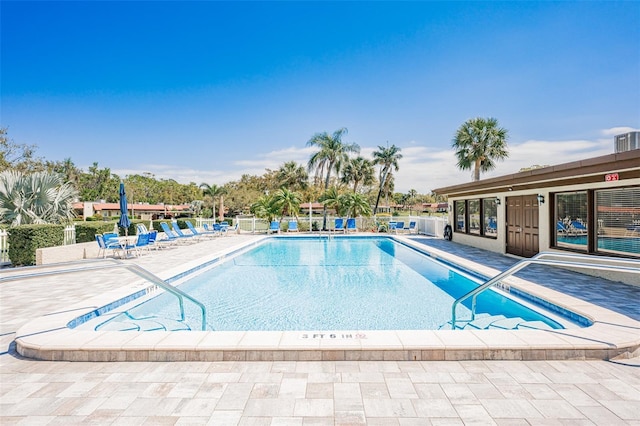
340, 192, 373, 219
319, 187, 344, 217
341, 156, 374, 193
272, 188, 302, 220
372, 144, 403, 214
307, 128, 360, 229
199, 183, 226, 222
277, 161, 309, 191
407, 189, 418, 215
250, 194, 280, 223
452, 117, 509, 181
0, 170, 78, 226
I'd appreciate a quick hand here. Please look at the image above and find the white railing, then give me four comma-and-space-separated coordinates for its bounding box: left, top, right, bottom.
0, 229, 9, 265
63, 224, 76, 245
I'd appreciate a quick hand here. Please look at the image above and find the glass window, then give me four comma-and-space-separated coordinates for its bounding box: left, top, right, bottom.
468, 199, 480, 235
483, 198, 498, 238
455, 201, 465, 232
555, 191, 588, 251
595, 187, 640, 257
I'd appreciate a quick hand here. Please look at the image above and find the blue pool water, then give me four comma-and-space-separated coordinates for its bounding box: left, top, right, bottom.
95, 237, 567, 331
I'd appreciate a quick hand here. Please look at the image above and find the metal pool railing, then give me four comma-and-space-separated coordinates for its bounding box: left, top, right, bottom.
450, 251, 640, 329
0, 258, 208, 331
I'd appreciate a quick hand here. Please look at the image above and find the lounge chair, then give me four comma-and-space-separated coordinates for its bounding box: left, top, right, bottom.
136, 224, 149, 234
486, 219, 497, 234
287, 221, 299, 232
171, 220, 198, 240
160, 222, 192, 243
334, 218, 345, 233
346, 218, 357, 233
202, 223, 221, 236
388, 221, 397, 233
269, 221, 280, 234
394, 221, 405, 234
185, 221, 215, 239
570, 220, 587, 235
557, 221, 570, 235
408, 221, 417, 234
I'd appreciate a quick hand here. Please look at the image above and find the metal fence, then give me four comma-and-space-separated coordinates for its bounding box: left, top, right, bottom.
195, 215, 448, 236
0, 229, 8, 265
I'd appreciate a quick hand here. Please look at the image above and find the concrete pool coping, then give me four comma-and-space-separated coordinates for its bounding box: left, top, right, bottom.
13, 234, 640, 362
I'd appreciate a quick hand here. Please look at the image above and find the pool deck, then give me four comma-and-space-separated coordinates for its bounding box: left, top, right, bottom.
2, 233, 640, 423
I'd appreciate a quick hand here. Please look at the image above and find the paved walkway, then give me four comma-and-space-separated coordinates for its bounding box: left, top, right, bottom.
1, 234, 639, 424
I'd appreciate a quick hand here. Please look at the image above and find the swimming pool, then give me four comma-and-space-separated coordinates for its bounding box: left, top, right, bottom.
84, 237, 569, 332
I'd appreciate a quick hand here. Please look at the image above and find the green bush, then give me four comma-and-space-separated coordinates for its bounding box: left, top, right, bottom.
8, 224, 64, 266
74, 222, 119, 243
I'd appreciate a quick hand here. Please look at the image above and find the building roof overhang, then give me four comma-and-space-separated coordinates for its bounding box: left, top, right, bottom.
433, 149, 640, 198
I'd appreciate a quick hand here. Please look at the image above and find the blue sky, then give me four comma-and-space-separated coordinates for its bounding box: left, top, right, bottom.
2, 1, 639, 193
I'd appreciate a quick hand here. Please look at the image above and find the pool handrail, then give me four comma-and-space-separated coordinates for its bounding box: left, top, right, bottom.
0, 258, 208, 331
450, 251, 640, 330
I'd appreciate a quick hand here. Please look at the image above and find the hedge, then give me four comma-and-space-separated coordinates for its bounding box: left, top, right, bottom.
7, 224, 64, 266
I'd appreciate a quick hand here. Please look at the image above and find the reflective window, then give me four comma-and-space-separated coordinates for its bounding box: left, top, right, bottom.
483, 198, 498, 238
595, 187, 640, 257
455, 201, 465, 232
555, 191, 588, 251
468, 199, 480, 235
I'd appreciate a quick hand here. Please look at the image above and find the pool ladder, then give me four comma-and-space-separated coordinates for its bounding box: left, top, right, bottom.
450, 251, 640, 330
0, 258, 208, 331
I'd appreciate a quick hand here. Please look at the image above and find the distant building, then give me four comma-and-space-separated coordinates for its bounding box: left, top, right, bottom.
615, 131, 639, 153
73, 202, 192, 220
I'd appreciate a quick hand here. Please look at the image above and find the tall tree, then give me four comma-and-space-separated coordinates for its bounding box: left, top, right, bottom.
340, 192, 373, 219
372, 144, 403, 214
307, 128, 360, 229
199, 183, 226, 221
276, 161, 308, 191
452, 117, 509, 181
341, 156, 374, 193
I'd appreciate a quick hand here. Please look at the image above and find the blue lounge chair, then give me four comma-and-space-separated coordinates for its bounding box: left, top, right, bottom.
185, 221, 214, 239
160, 222, 191, 244
334, 218, 345, 233
287, 221, 299, 232
346, 218, 357, 233
394, 221, 405, 234
203, 223, 221, 236
388, 221, 397, 233
486, 218, 497, 234
570, 220, 587, 235
557, 221, 569, 235
408, 221, 417, 234
171, 220, 195, 238
269, 221, 280, 234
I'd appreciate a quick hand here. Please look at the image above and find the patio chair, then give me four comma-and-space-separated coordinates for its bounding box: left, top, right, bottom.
388, 222, 397, 233
171, 220, 198, 240
557, 221, 570, 235
334, 218, 345, 233
160, 222, 192, 244
185, 221, 214, 239
95, 234, 122, 258
269, 221, 280, 234
287, 221, 299, 232
408, 221, 417, 234
394, 221, 405, 234
203, 223, 221, 236
570, 220, 587, 235
346, 218, 357, 233
136, 224, 149, 234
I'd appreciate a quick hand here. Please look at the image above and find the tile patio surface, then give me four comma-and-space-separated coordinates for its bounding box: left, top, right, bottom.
1, 233, 639, 424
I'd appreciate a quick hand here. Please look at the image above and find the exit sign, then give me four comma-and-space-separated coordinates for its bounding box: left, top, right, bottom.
605, 173, 619, 181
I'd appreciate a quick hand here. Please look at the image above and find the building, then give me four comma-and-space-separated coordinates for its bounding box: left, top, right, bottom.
433, 149, 640, 284
73, 202, 192, 220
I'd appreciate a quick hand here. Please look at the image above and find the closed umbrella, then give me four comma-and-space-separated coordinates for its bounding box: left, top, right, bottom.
118, 182, 131, 236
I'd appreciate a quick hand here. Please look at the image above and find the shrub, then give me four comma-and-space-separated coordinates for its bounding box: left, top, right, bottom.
75, 222, 119, 243
8, 224, 64, 266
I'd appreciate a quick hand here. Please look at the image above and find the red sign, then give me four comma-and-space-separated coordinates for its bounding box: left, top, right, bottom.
605, 173, 619, 182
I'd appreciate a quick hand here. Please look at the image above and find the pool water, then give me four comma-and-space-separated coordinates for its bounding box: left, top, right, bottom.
95, 237, 565, 331
557, 235, 640, 255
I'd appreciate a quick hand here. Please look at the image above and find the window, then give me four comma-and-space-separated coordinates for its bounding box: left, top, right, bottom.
468, 199, 480, 235
455, 201, 465, 232
595, 187, 640, 257
483, 198, 498, 238
555, 191, 588, 251
453, 198, 498, 238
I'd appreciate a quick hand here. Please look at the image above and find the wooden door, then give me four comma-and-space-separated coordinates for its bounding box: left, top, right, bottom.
506, 195, 539, 257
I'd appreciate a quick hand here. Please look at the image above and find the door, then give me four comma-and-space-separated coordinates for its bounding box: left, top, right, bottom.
506, 195, 539, 257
